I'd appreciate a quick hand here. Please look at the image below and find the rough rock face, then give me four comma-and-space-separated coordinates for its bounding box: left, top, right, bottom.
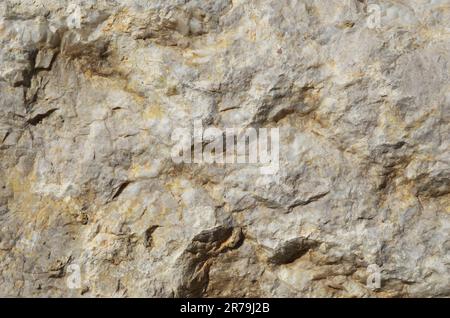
0, 0, 449, 297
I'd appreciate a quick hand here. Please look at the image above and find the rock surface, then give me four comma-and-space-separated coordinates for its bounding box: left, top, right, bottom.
0, 0, 449, 297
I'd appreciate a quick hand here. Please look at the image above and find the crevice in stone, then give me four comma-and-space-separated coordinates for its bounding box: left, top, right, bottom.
143, 225, 160, 248
288, 191, 330, 210
176, 226, 244, 297
110, 180, 132, 201
26, 108, 58, 126
268, 238, 319, 265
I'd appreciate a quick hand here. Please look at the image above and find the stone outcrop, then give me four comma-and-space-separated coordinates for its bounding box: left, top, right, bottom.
0, 0, 449, 297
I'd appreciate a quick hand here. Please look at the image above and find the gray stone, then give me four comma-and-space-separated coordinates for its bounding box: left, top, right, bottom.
0, 0, 449, 297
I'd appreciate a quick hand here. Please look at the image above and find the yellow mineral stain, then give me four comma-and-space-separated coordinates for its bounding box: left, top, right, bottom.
143, 104, 164, 120
102, 8, 131, 33
166, 178, 182, 193
129, 162, 151, 178
303, 89, 321, 107
247, 29, 257, 42
327, 60, 336, 69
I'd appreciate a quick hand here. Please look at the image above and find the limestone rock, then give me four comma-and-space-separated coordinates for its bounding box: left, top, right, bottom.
0, 0, 449, 297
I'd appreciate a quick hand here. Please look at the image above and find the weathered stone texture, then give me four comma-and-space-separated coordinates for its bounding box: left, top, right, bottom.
0, 0, 449, 297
